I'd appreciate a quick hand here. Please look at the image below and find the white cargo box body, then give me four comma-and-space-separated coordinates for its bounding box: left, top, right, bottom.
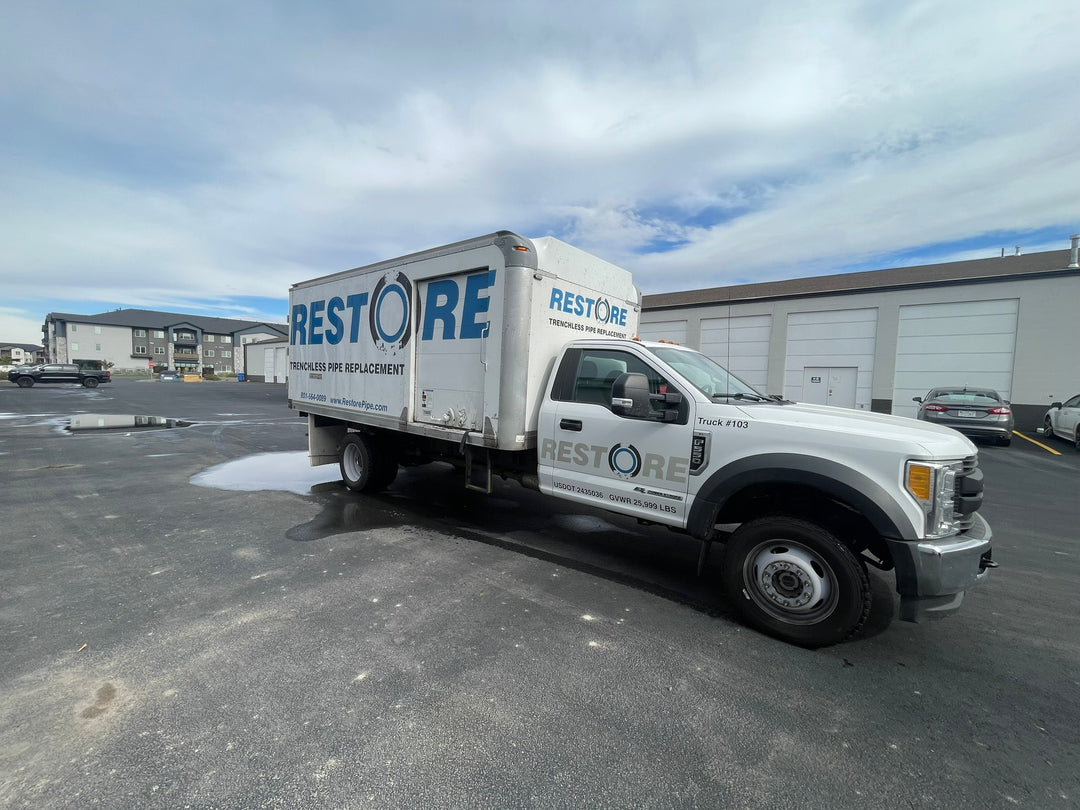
288, 231, 640, 450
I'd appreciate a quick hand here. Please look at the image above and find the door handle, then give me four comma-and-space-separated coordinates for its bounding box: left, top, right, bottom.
559, 418, 582, 432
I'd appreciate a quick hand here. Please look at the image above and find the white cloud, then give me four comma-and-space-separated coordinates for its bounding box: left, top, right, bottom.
0, 0, 1077, 317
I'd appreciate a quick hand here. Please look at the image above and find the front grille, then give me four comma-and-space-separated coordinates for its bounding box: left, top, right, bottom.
953, 455, 981, 530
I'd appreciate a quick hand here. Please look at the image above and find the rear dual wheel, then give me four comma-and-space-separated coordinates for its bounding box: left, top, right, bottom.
339, 433, 398, 492
721, 517, 871, 648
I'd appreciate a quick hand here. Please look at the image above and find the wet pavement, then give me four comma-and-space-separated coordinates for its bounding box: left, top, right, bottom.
1, 377, 1078, 809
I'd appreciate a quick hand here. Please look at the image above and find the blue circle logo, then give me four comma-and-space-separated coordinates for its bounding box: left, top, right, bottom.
607, 443, 641, 478
594, 298, 611, 324
369, 272, 412, 352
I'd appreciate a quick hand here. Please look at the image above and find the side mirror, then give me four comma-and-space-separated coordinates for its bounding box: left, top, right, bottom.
912, 396, 923, 403
611, 372, 652, 419
1051, 401, 1063, 409
611, 373, 682, 422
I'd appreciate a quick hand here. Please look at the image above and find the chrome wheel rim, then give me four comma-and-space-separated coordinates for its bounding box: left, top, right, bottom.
742, 540, 839, 625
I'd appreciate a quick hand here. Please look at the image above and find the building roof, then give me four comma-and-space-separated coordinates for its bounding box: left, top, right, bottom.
1, 342, 43, 352
45, 308, 287, 336
643, 248, 1078, 310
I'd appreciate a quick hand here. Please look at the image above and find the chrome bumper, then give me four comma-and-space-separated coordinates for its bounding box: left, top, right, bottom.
888, 513, 995, 622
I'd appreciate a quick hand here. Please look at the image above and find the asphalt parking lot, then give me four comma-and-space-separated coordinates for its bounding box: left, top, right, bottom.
1, 377, 1078, 809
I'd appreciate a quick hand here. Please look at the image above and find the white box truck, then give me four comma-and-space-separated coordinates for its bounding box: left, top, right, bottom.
288, 231, 995, 647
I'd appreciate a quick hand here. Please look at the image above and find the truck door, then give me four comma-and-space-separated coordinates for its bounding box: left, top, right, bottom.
539, 347, 694, 526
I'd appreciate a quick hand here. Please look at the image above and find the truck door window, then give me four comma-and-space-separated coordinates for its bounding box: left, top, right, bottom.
567, 350, 676, 413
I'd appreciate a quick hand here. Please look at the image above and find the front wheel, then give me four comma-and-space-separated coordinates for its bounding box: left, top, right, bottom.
1043, 416, 1055, 439
16, 377, 33, 388
721, 517, 871, 648
83, 377, 99, 388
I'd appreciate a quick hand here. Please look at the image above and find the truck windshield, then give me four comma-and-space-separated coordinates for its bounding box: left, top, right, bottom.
648, 346, 769, 401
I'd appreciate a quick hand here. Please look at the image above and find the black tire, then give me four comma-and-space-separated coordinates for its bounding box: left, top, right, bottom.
720, 516, 871, 648
996, 436, 1011, 447
339, 433, 384, 493
1043, 416, 1055, 439
373, 449, 399, 489
16, 377, 33, 388
83, 377, 99, 388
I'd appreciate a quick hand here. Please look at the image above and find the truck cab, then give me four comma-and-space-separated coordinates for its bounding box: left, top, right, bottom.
538, 339, 993, 646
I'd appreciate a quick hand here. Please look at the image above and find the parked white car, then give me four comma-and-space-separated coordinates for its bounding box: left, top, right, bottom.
1042, 395, 1080, 450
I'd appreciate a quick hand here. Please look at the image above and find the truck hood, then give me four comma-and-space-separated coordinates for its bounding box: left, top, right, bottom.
729, 400, 977, 458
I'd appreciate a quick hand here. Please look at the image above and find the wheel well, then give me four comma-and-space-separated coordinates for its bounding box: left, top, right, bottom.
715, 482, 893, 569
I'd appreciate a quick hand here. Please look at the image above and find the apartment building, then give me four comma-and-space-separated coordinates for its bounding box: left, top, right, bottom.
0, 343, 45, 365
43, 309, 288, 376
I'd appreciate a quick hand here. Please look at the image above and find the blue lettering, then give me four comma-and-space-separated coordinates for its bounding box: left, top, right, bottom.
346, 293, 368, 342
549, 288, 564, 310
460, 271, 494, 339
325, 297, 345, 344
309, 300, 326, 345
422, 279, 459, 340
291, 303, 308, 345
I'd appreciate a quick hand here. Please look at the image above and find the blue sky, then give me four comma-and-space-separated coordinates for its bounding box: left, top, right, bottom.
2, 0, 1078, 344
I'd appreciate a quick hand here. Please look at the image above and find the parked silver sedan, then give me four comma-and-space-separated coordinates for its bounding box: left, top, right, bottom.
1042, 394, 1080, 450
913, 387, 1014, 446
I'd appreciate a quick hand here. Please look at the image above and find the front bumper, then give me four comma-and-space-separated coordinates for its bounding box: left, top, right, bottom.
887, 513, 994, 622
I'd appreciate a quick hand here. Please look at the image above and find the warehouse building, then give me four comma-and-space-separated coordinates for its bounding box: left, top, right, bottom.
640, 235, 1080, 430
242, 337, 289, 383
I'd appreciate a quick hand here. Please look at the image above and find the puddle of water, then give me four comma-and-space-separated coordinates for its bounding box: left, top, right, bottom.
552, 515, 629, 534
191, 451, 342, 495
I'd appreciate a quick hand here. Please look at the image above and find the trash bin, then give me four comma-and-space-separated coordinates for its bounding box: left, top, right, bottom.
237, 373, 245, 382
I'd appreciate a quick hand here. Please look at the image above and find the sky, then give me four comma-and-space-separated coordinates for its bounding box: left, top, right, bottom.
2, 0, 1078, 345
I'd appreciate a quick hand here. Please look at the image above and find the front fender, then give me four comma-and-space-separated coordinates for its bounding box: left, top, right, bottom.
686, 453, 918, 542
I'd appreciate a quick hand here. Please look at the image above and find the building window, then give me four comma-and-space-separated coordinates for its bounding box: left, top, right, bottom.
95, 344, 101, 351
71, 325, 77, 332
221, 350, 232, 358
94, 326, 102, 334
71, 342, 79, 351
220, 335, 232, 344
205, 349, 215, 357
221, 366, 232, 373
134, 329, 146, 337
134, 346, 147, 354
154, 346, 165, 355
153, 330, 165, 339
205, 335, 215, 343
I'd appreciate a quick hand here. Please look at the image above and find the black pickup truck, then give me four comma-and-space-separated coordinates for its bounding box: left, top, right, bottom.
7, 364, 112, 388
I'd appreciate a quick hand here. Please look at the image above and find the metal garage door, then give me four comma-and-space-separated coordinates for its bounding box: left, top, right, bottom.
892, 299, 1018, 418
784, 309, 877, 410
637, 319, 687, 344
700, 314, 772, 390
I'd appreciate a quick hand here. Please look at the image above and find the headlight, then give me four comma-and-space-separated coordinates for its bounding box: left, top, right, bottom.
905, 460, 960, 538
